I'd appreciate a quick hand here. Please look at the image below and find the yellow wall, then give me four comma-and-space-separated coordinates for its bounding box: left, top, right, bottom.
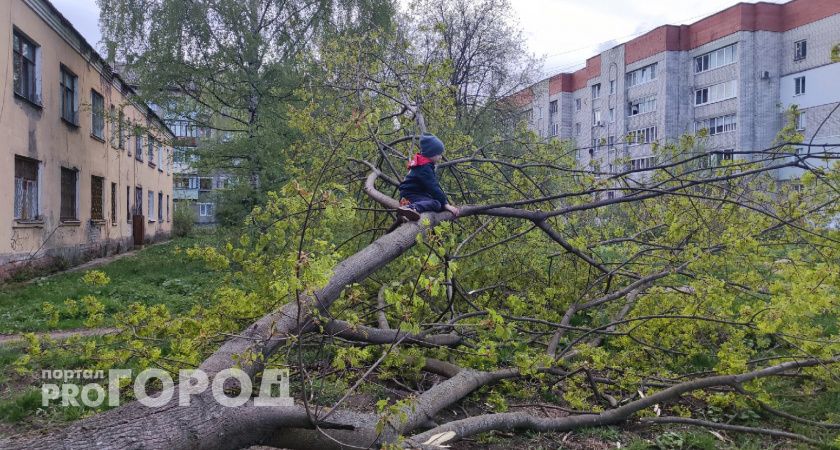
1, 0, 173, 276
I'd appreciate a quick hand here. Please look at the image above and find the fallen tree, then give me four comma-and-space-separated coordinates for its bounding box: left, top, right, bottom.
5, 21, 840, 450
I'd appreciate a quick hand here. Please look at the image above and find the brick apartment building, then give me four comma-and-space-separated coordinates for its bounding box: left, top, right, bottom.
517, 0, 840, 192
1, 0, 174, 279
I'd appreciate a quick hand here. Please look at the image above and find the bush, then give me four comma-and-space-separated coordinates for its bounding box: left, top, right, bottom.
173, 203, 197, 237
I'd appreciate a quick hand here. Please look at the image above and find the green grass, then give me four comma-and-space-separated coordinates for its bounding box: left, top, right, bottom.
0, 233, 224, 334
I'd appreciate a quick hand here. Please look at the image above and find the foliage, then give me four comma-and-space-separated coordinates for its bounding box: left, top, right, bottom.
172, 203, 197, 237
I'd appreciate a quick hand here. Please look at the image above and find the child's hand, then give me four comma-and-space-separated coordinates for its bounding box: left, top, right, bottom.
445, 204, 460, 217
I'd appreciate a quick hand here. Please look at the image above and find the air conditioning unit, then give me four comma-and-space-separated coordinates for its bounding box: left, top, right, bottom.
759, 70, 770, 80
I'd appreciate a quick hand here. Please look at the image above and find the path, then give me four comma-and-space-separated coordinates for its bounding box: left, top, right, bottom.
0, 327, 119, 346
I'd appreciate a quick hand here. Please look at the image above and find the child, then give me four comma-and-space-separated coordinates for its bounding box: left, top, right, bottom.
397, 133, 460, 221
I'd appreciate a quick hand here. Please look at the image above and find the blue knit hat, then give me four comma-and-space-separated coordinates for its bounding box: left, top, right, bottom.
420, 133, 445, 157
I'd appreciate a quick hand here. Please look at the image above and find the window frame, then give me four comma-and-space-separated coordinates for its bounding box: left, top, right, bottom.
12, 28, 40, 105
591, 83, 601, 100
794, 40, 807, 61
794, 76, 806, 96
60, 167, 79, 222
111, 182, 118, 225
59, 64, 79, 126
694, 43, 737, 74
148, 190, 155, 222
90, 90, 105, 140
90, 175, 105, 221
14, 155, 40, 221
626, 63, 658, 88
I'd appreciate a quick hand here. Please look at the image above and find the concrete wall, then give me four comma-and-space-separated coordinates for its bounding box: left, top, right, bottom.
0, 0, 174, 279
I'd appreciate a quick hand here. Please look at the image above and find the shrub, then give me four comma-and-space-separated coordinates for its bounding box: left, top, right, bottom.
173, 203, 197, 237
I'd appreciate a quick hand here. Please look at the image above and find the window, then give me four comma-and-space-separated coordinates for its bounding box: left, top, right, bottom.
626, 63, 657, 87
14, 156, 39, 221
189, 176, 199, 189
111, 182, 117, 225
626, 126, 657, 146
91, 90, 105, 139
609, 79, 615, 94
549, 100, 558, 115
575, 122, 581, 136
607, 191, 615, 199
694, 80, 737, 106
110, 105, 118, 147
118, 111, 125, 149
575, 98, 582, 111
158, 193, 163, 221
166, 195, 170, 222
608, 108, 615, 122
126, 186, 131, 222
91, 176, 104, 220
147, 134, 155, 164
628, 96, 656, 116
135, 186, 143, 216
607, 135, 615, 148
551, 123, 559, 137
148, 191, 155, 221
60, 167, 78, 221
630, 156, 657, 171
134, 129, 143, 158
795, 111, 806, 131
711, 149, 734, 166
591, 83, 601, 99
60, 66, 78, 125
593, 109, 601, 124
199, 203, 214, 217
12, 30, 39, 103
199, 177, 213, 190
794, 76, 806, 95
794, 40, 807, 61
694, 43, 737, 73
157, 142, 163, 168
695, 114, 737, 135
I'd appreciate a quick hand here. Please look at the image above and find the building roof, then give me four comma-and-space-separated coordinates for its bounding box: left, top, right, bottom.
525, 0, 840, 96
30, 0, 174, 138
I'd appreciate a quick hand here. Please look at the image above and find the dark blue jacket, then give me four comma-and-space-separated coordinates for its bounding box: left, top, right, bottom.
399, 161, 448, 206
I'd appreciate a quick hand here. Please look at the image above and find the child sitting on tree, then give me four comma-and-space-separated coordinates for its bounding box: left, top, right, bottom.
397, 133, 460, 221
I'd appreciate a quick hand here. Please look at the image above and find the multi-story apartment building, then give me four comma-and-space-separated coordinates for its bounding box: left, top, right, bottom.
518, 0, 840, 191
1, 0, 174, 279
171, 123, 231, 225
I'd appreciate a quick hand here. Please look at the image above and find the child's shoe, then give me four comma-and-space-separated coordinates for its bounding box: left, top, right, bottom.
397, 206, 421, 221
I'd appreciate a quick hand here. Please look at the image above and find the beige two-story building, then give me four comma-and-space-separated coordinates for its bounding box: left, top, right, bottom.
1, 0, 174, 280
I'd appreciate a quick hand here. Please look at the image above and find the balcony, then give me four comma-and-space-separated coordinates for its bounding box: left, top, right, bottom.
174, 188, 199, 200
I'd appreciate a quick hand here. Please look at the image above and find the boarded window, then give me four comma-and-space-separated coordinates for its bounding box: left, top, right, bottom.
111, 182, 117, 224
14, 156, 39, 220
60, 167, 78, 221
91, 90, 105, 139
91, 176, 104, 220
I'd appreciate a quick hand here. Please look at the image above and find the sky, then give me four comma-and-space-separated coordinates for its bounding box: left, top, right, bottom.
53, 0, 790, 77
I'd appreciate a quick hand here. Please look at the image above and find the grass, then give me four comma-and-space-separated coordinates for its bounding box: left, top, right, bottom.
0, 232, 224, 334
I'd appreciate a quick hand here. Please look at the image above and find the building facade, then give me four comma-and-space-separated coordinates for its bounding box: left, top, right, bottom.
518, 0, 840, 191
1, 0, 175, 279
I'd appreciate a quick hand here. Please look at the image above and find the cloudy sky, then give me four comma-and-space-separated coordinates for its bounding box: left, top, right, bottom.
53, 0, 790, 77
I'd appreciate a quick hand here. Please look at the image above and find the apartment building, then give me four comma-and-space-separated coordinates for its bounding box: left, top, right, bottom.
171, 123, 231, 225
518, 0, 840, 190
1, 0, 174, 279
